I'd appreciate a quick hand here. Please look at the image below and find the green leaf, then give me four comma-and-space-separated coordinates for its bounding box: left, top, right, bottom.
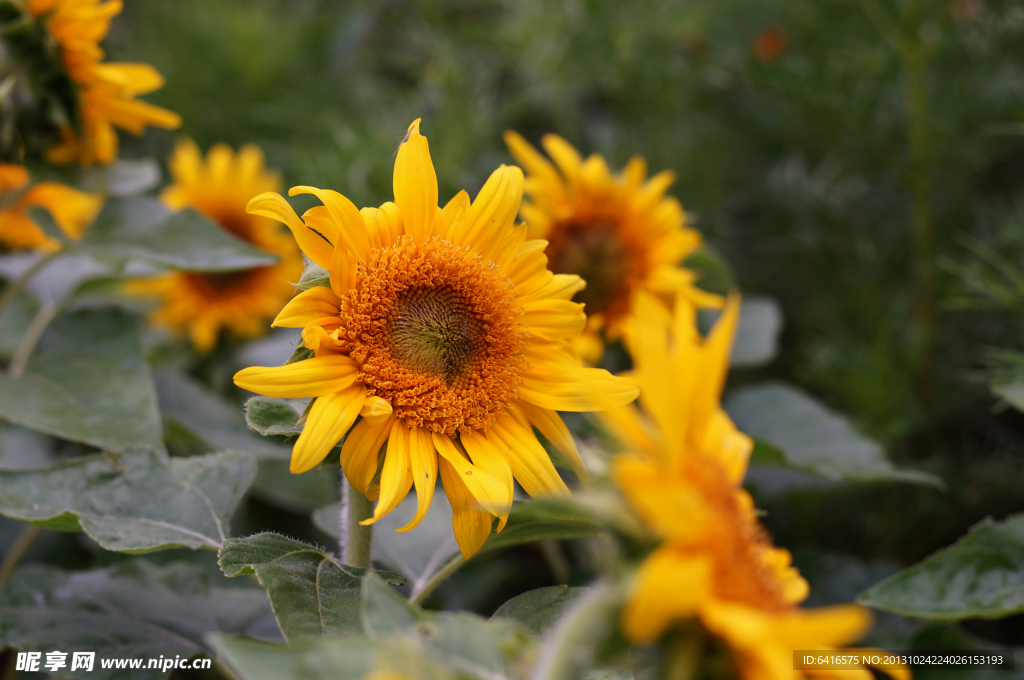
78, 197, 278, 271
0, 559, 278, 680
211, 636, 378, 680
294, 262, 330, 291
0, 307, 163, 452
483, 500, 605, 552
858, 513, 1024, 621
492, 585, 590, 636
0, 448, 255, 552
726, 382, 943, 487
361, 573, 529, 676
992, 382, 1024, 412
244, 397, 303, 437
218, 533, 406, 641
155, 370, 290, 459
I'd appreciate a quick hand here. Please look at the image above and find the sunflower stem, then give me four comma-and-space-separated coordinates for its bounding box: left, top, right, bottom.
409, 553, 466, 606
8, 301, 56, 377
0, 524, 41, 585
341, 477, 374, 569
0, 249, 58, 320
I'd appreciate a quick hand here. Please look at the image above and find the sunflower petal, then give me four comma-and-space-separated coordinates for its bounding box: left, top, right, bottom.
290, 385, 366, 473
272, 286, 340, 328
515, 401, 589, 484
359, 396, 393, 424
289, 186, 369, 259
341, 415, 395, 494
233, 355, 358, 398
396, 427, 437, 532
439, 456, 493, 559
248, 192, 333, 269
458, 430, 514, 530
362, 421, 414, 525
487, 414, 569, 498
522, 299, 586, 340
433, 433, 510, 521
393, 119, 439, 241
621, 547, 712, 645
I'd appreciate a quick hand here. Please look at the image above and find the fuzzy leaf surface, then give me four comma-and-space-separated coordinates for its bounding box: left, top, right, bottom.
492, 585, 590, 636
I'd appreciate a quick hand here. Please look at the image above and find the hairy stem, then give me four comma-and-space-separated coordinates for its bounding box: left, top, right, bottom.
341, 477, 374, 569
0, 250, 58, 320
8, 302, 56, 377
0, 524, 42, 585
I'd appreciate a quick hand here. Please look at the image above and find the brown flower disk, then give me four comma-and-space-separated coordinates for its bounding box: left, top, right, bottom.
335, 235, 525, 433
546, 217, 646, 323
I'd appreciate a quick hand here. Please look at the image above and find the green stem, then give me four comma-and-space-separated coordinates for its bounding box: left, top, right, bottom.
8, 302, 55, 377
341, 477, 374, 569
0, 250, 58, 320
409, 554, 466, 606
0, 524, 41, 585
666, 624, 705, 680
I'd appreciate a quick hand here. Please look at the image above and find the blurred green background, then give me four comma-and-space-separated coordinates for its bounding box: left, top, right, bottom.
97, 0, 1024, 645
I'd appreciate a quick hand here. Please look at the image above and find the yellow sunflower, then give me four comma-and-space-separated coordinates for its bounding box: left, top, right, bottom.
0, 163, 103, 251
614, 455, 886, 680
27, 0, 181, 165
234, 119, 639, 558
128, 139, 302, 352
504, 131, 721, 362
607, 292, 904, 680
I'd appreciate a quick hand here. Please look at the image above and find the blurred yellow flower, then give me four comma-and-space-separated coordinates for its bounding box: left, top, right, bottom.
613, 455, 884, 680
0, 163, 103, 251
599, 291, 752, 482
607, 292, 905, 680
128, 139, 302, 352
504, 131, 720, 362
28, 0, 181, 165
234, 119, 639, 558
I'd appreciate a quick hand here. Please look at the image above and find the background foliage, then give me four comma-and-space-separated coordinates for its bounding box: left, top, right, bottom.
6, 0, 1024, 676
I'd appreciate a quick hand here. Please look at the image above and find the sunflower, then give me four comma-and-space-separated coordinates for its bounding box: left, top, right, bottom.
234, 119, 639, 558
0, 163, 103, 250
27, 0, 181, 165
504, 131, 721, 362
128, 139, 302, 352
607, 292, 903, 680
613, 455, 885, 680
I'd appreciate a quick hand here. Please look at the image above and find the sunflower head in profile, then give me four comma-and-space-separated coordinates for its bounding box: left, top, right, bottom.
128, 139, 302, 352
24, 0, 181, 165
0, 163, 103, 251
504, 131, 722, 362
234, 119, 639, 558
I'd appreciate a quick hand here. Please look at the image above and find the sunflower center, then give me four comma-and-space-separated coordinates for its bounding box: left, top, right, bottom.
185, 269, 254, 293
334, 235, 525, 434
546, 220, 633, 317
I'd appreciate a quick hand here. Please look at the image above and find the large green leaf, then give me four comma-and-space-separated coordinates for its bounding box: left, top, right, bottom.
252, 460, 339, 513
218, 533, 405, 641
155, 370, 290, 459
0, 448, 255, 552
726, 382, 943, 487
858, 514, 1024, 621
0, 307, 163, 452
492, 585, 590, 636
0, 559, 277, 680
0, 287, 37, 361
44, 197, 277, 272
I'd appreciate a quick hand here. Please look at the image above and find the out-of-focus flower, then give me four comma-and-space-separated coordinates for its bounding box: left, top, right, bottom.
0, 163, 102, 250
752, 26, 787, 62
607, 291, 907, 680
127, 139, 301, 352
504, 131, 720, 363
234, 119, 639, 558
27, 0, 181, 165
